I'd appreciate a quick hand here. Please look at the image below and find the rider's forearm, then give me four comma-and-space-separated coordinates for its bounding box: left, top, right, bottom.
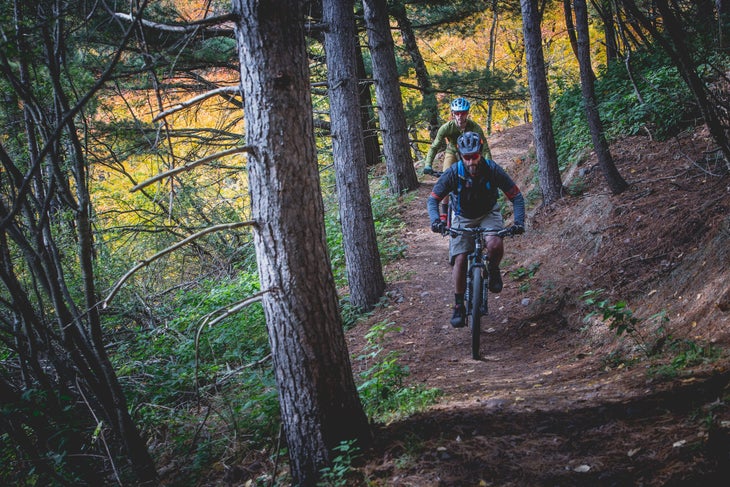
427, 195, 441, 223
512, 193, 525, 226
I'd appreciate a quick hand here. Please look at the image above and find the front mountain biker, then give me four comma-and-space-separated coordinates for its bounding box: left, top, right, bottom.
423, 97, 492, 223
427, 131, 525, 328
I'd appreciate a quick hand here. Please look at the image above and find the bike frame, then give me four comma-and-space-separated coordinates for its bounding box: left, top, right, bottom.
448, 226, 513, 359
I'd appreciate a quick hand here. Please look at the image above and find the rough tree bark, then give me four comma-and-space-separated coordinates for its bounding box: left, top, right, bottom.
362, 0, 420, 195
355, 45, 383, 167
231, 0, 371, 484
520, 0, 564, 204
390, 1, 440, 139
573, 0, 629, 194
323, 0, 385, 310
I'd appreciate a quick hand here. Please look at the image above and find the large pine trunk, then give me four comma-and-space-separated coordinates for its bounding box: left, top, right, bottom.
232, 1, 371, 484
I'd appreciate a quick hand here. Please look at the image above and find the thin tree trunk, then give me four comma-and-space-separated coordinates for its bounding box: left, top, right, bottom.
590, 0, 619, 62
1, 1, 159, 483
486, 0, 499, 134
620, 0, 730, 164
574, 0, 629, 194
355, 45, 383, 167
720, 0, 730, 51
391, 2, 440, 139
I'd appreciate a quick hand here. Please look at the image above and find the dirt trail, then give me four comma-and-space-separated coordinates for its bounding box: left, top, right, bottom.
348, 124, 730, 486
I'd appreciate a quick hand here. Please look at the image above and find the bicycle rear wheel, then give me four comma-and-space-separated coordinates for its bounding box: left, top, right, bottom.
469, 266, 483, 360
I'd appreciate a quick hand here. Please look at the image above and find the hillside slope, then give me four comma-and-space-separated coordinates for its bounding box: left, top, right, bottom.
348, 123, 730, 486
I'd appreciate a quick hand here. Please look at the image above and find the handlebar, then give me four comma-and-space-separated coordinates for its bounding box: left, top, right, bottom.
445, 226, 518, 238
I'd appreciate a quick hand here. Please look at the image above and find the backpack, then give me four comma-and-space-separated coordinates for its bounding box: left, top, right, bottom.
452, 159, 495, 217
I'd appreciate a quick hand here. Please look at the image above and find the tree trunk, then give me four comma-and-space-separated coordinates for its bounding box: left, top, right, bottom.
362, 0, 420, 195
323, 0, 386, 310
574, 0, 629, 194
591, 0, 619, 62
391, 2, 440, 139
720, 0, 730, 51
355, 45, 383, 167
232, 1, 371, 485
655, 0, 730, 163
487, 0, 499, 134
620, 0, 730, 164
0, 2, 159, 483
520, 0, 564, 204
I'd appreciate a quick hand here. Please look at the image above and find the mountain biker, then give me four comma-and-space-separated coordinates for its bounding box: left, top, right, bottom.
423, 97, 492, 223
427, 131, 525, 328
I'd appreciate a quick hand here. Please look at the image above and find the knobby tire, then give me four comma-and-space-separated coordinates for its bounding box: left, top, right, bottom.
470, 266, 483, 360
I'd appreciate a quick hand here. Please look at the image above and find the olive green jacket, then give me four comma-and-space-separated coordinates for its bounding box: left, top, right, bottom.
423, 119, 491, 169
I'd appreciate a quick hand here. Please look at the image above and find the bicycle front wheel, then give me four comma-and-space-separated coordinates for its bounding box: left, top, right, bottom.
469, 266, 483, 360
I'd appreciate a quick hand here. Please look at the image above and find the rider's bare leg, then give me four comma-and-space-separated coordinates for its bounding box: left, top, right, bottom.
485, 236, 504, 270
453, 252, 468, 295
485, 236, 505, 293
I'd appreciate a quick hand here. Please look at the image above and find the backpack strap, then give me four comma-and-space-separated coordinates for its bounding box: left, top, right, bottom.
454, 159, 496, 217
454, 161, 465, 216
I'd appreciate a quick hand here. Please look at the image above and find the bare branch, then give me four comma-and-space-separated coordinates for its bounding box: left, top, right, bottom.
130, 146, 252, 192
152, 86, 242, 122
113, 12, 236, 34
194, 289, 273, 395
102, 221, 256, 308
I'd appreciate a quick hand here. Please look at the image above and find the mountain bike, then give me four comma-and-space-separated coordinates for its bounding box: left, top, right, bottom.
446, 225, 517, 360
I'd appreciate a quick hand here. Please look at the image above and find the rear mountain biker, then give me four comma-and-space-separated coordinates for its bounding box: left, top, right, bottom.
427, 132, 525, 328
423, 97, 492, 223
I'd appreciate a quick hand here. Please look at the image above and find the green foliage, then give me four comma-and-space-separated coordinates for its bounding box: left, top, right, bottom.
109, 271, 280, 480
565, 175, 586, 196
371, 178, 412, 262
509, 262, 541, 281
356, 321, 441, 423
649, 339, 721, 379
509, 262, 541, 293
581, 290, 721, 376
0, 388, 100, 486
318, 439, 361, 487
581, 289, 665, 361
113, 272, 269, 399
552, 49, 695, 168
433, 67, 526, 113
191, 37, 237, 64
582, 289, 639, 337
405, 1, 508, 36
324, 175, 409, 289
